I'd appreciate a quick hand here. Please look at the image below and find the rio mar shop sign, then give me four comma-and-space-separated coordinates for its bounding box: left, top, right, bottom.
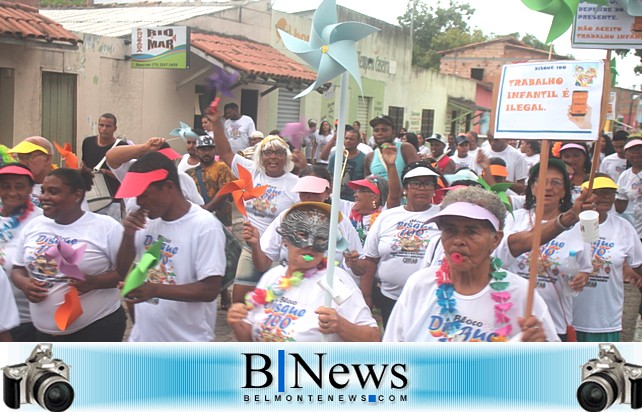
131, 26, 190, 69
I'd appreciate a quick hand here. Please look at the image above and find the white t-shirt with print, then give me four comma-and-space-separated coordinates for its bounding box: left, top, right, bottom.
129, 204, 226, 342
453, 152, 474, 170
1, 206, 43, 324
616, 168, 642, 237
363, 205, 440, 300
259, 208, 363, 284
383, 267, 559, 342
473, 145, 528, 182
600, 153, 627, 183
13, 212, 123, 335
245, 265, 376, 342
0, 266, 19, 333
314, 133, 333, 164
495, 209, 592, 335
231, 154, 299, 234
224, 115, 256, 154
573, 213, 642, 332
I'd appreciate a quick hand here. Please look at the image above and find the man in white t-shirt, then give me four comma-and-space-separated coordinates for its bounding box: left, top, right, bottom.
115, 152, 225, 342
600, 130, 629, 182
223, 103, 256, 154
452, 134, 474, 170
472, 132, 527, 194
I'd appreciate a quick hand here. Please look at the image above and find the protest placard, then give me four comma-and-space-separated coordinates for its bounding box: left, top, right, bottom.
494, 60, 604, 141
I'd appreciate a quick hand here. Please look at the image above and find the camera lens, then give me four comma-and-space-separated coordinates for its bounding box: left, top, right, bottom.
33, 373, 74, 412
44, 382, 73, 411
577, 373, 618, 412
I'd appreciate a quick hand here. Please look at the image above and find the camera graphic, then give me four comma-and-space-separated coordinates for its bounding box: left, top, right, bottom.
3, 344, 74, 412
577, 343, 642, 411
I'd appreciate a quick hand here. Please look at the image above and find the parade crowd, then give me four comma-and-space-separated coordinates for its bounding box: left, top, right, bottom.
1, 107, 642, 343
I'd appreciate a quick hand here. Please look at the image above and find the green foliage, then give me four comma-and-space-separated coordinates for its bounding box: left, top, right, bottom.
399, 1, 550, 69
40, 0, 86, 6
399, 0, 481, 69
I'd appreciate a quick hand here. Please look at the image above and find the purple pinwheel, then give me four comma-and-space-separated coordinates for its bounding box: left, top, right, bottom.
45, 238, 87, 281
281, 118, 309, 149
277, 0, 379, 99
206, 65, 240, 97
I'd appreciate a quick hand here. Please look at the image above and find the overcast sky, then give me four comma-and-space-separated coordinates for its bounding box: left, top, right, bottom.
272, 0, 642, 90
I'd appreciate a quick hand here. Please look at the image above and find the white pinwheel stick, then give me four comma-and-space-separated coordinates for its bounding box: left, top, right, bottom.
324, 72, 350, 311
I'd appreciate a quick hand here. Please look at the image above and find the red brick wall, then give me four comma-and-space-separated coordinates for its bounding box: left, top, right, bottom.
439, 41, 556, 83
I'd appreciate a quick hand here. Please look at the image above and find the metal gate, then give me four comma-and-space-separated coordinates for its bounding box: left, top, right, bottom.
42, 71, 77, 166
276, 88, 301, 131
356, 96, 371, 136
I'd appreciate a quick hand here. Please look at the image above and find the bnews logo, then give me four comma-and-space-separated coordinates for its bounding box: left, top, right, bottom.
242, 350, 408, 404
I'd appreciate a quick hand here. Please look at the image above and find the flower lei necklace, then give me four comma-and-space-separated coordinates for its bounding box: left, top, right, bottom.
435, 254, 512, 342
245, 259, 328, 309
0, 201, 35, 243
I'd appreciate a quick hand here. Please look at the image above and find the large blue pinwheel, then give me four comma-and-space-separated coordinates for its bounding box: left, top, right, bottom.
278, 0, 379, 98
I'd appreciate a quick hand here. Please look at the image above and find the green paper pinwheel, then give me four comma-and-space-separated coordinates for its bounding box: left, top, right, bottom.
521, 0, 608, 44
277, 0, 379, 98
121, 238, 164, 297
478, 178, 514, 214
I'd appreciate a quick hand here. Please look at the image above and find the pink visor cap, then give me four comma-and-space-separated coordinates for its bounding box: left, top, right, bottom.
292, 176, 330, 194
426, 202, 500, 231
115, 169, 169, 199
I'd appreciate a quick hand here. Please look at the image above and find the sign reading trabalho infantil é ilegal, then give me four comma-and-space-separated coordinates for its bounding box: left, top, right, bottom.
494, 60, 604, 141
131, 27, 189, 69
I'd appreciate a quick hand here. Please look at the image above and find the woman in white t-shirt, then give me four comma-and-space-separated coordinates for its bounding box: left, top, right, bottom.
210, 110, 299, 303
359, 162, 442, 325
227, 202, 379, 342
312, 121, 333, 165
573, 175, 642, 342
12, 168, 125, 342
0, 164, 42, 341
559, 142, 591, 200
383, 186, 557, 342
495, 159, 591, 341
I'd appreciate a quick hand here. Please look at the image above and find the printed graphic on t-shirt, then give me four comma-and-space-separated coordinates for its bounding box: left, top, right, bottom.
254, 296, 306, 342
515, 239, 565, 289
143, 235, 177, 285
425, 312, 502, 342
247, 186, 280, 218
589, 238, 614, 287
29, 235, 81, 278
390, 219, 433, 265
229, 122, 242, 139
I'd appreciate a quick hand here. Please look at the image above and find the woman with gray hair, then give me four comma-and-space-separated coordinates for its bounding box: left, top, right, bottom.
383, 186, 558, 342
209, 110, 300, 303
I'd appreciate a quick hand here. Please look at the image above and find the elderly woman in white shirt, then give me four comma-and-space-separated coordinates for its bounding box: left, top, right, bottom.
227, 202, 379, 342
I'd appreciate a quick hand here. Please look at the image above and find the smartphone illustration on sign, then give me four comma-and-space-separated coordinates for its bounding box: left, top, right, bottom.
570, 90, 588, 116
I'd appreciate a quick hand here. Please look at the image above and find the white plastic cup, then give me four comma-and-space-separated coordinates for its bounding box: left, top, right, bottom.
579, 210, 600, 243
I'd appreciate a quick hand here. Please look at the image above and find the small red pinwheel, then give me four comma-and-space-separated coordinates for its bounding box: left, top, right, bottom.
54, 142, 79, 169
217, 164, 268, 217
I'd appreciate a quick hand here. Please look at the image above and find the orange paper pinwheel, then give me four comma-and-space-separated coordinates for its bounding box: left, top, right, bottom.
217, 164, 267, 217
54, 142, 79, 169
